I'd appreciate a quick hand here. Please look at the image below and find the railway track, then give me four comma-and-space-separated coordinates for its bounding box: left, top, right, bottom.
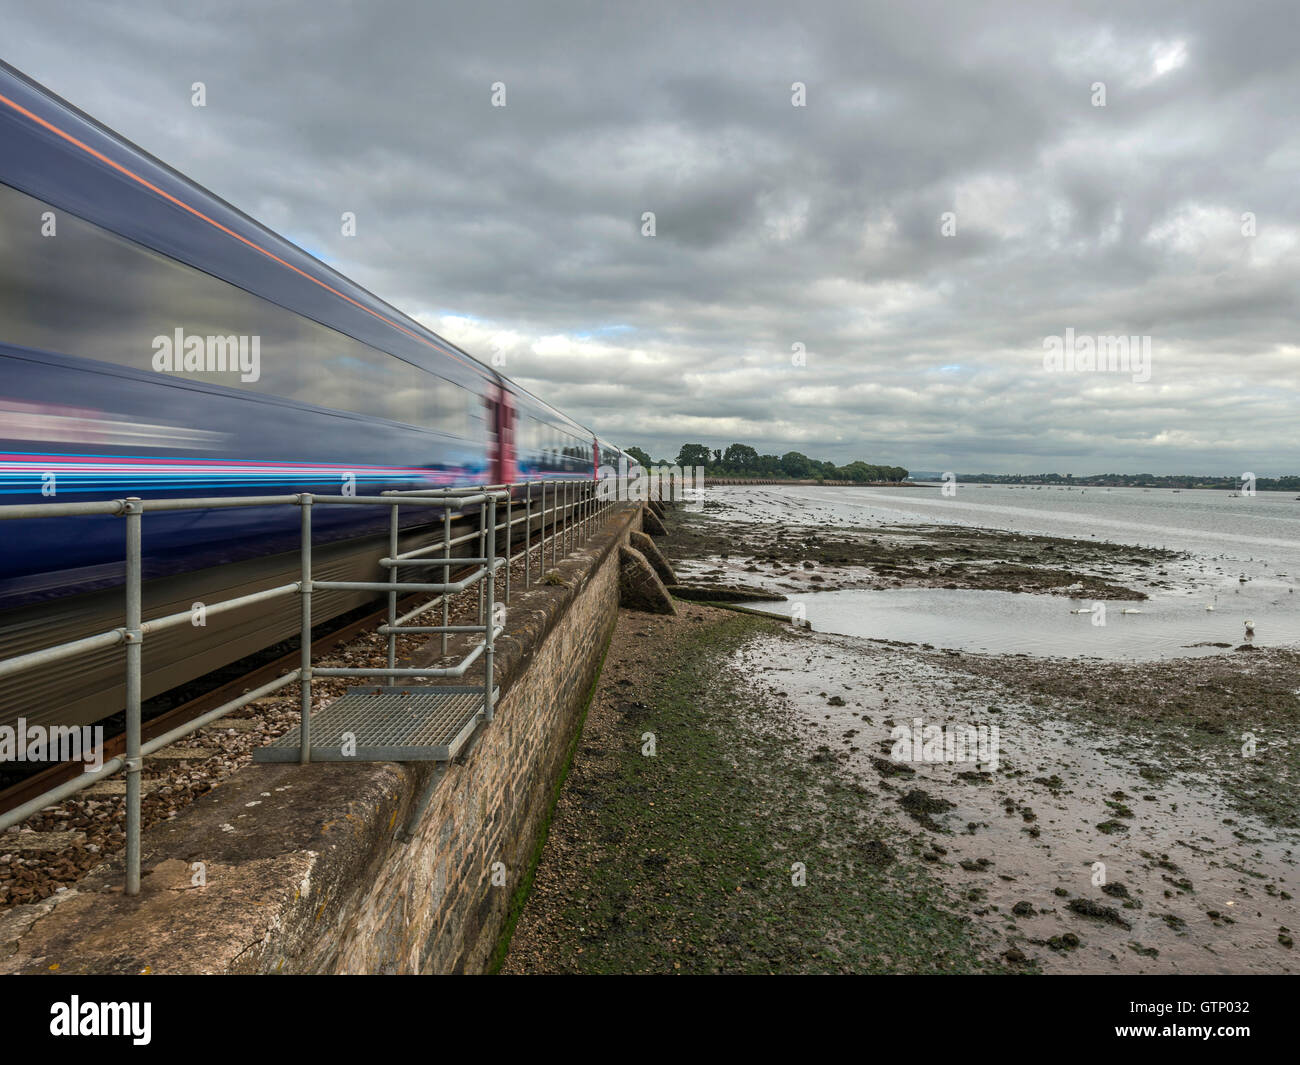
0, 595, 408, 816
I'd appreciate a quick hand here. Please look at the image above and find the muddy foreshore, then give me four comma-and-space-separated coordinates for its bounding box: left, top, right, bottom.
674, 496, 1181, 600
503, 502, 1297, 974
501, 602, 1000, 974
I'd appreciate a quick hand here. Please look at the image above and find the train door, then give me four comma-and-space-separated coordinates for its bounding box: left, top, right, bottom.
491, 386, 517, 484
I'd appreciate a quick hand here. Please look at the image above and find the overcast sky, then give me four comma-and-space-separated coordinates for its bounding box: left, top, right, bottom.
3, 0, 1298, 474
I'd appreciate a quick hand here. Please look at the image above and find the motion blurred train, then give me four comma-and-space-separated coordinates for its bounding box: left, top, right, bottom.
0, 61, 635, 731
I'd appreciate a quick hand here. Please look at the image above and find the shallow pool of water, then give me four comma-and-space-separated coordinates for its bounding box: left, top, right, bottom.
751, 586, 1300, 660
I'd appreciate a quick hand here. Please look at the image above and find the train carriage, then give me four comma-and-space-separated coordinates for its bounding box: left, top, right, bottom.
0, 60, 628, 731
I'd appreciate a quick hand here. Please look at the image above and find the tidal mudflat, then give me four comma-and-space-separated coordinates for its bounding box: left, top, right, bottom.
659, 488, 1299, 972
502, 490, 1297, 973
501, 602, 999, 974
503, 594, 1297, 973
735, 628, 1298, 972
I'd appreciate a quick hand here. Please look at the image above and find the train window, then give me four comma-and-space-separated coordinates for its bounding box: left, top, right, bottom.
446, 378, 472, 438
387, 368, 470, 438
387, 359, 426, 427
0, 180, 480, 438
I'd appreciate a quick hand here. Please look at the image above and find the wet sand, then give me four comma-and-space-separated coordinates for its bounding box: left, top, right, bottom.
502, 593, 1296, 973
502, 602, 999, 974
660, 498, 1298, 972
738, 629, 1297, 972
673, 502, 1180, 601
499, 497, 1297, 973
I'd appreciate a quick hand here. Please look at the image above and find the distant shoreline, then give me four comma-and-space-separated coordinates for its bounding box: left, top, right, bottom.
704, 477, 919, 487
702, 476, 1298, 493
926, 481, 1299, 493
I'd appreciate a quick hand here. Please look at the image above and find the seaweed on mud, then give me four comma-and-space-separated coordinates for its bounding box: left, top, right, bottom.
898, 788, 956, 830
871, 756, 915, 778
1067, 898, 1132, 930
860, 839, 896, 867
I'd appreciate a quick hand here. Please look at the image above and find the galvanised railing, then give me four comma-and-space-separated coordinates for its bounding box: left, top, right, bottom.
0, 478, 617, 894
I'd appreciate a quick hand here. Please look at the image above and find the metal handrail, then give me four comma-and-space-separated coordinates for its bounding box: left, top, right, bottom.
0, 476, 621, 894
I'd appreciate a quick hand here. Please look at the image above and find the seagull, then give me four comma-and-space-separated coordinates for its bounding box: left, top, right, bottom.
1245, 619, 1256, 636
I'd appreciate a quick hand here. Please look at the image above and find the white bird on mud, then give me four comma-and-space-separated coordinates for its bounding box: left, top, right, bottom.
1120, 608, 1143, 614
1245, 619, 1256, 636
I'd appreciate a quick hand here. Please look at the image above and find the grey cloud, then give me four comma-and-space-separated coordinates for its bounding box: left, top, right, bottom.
3, 0, 1298, 472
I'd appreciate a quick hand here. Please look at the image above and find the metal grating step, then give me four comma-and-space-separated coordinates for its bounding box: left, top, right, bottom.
252, 686, 488, 762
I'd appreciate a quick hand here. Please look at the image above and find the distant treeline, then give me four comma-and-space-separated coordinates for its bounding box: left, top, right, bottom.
953, 473, 1300, 491
626, 443, 908, 483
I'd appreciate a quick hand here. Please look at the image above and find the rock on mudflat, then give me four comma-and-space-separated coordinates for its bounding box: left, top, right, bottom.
667, 584, 786, 603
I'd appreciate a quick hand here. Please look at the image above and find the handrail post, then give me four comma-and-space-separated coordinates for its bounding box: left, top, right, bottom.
442, 505, 451, 657
387, 502, 399, 671
477, 500, 486, 623
525, 483, 532, 589
484, 495, 497, 723
299, 494, 313, 764
505, 488, 512, 604
122, 497, 143, 896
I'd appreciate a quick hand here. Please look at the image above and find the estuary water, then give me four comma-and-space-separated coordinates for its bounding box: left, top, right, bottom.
704, 483, 1300, 660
